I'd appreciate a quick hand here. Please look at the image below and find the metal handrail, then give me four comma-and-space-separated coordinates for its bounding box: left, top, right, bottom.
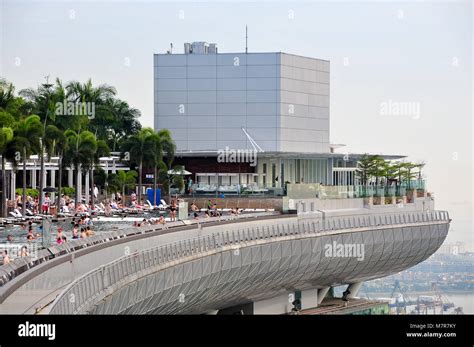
0, 211, 280, 287
49, 210, 450, 314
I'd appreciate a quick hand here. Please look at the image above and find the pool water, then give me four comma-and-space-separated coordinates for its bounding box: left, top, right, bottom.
0, 210, 169, 244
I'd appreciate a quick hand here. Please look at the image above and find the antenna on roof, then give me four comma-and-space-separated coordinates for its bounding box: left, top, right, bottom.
43, 75, 53, 89
245, 25, 248, 54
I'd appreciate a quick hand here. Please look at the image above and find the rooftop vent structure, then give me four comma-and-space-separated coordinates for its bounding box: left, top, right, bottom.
183, 41, 217, 54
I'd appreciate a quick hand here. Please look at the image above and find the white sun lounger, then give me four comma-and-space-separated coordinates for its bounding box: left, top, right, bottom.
10, 209, 23, 218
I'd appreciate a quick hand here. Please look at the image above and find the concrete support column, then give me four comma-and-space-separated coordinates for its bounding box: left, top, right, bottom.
275, 158, 281, 188
253, 293, 293, 314
301, 288, 318, 310
391, 196, 396, 205
50, 169, 56, 201
68, 168, 73, 187
42, 169, 47, 200
31, 169, 37, 189
317, 287, 331, 305
10, 171, 16, 200
77, 166, 82, 200
85, 171, 90, 205
345, 282, 363, 299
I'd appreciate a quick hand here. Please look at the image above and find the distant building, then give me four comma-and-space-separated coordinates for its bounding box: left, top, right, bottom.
437, 242, 472, 255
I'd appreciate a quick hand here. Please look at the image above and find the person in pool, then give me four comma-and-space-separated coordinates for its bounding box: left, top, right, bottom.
158, 215, 166, 226
20, 246, 29, 257
80, 228, 87, 239
85, 226, 95, 237
72, 225, 79, 239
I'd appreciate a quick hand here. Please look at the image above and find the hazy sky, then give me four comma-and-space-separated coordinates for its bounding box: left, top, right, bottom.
1, 0, 472, 243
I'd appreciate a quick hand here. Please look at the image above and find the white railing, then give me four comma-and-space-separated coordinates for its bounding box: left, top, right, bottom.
0, 211, 280, 288
48, 210, 450, 314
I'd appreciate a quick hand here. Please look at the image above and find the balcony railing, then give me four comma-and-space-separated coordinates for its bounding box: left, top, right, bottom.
318, 181, 426, 199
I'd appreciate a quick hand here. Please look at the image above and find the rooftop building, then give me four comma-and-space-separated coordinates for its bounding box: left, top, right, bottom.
153, 42, 403, 192
154, 41, 330, 153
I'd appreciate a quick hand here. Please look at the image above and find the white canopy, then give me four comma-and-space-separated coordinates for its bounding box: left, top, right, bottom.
167, 169, 192, 175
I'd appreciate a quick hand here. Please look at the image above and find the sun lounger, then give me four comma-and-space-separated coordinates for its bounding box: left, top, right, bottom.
9, 209, 22, 218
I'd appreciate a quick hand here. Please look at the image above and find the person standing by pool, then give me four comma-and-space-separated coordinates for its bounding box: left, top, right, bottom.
169, 199, 177, 222
42, 193, 51, 215
93, 184, 99, 201
190, 202, 199, 219
187, 177, 193, 195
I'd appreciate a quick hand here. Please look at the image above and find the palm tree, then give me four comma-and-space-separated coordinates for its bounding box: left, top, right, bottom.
103, 98, 141, 151
111, 170, 137, 206
121, 127, 155, 204
0, 79, 16, 110
145, 129, 177, 205
44, 125, 68, 216
170, 165, 185, 196
89, 140, 109, 210
63, 130, 98, 207
67, 79, 116, 139
20, 79, 76, 213
0, 127, 14, 217
10, 115, 43, 216
1, 81, 19, 217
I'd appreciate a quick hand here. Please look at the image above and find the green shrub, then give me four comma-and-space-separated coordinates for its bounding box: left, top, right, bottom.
61, 187, 75, 196
15, 188, 39, 198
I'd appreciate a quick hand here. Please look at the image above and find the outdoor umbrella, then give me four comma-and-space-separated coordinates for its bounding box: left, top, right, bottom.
43, 187, 58, 193
167, 169, 192, 175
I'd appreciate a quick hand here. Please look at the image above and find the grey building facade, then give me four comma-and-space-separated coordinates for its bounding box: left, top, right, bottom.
154, 44, 330, 154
